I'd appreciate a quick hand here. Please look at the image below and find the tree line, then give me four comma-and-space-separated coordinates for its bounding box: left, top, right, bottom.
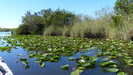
15, 8, 75, 35
13, 0, 133, 40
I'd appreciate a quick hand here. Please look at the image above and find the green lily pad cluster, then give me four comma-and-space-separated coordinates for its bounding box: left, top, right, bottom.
2, 35, 133, 74
0, 36, 20, 52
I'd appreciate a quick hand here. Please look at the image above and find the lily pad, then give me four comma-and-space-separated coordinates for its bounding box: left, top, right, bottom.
124, 59, 132, 64
39, 62, 45, 67
117, 72, 127, 75
107, 68, 119, 72
82, 62, 91, 67
99, 61, 116, 67
61, 64, 69, 69
70, 70, 83, 75
20, 58, 27, 61
68, 57, 75, 61
90, 56, 98, 61
17, 54, 22, 56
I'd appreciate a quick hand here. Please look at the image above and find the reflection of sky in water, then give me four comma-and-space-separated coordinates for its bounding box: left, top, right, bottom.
0, 32, 11, 47
0, 32, 11, 37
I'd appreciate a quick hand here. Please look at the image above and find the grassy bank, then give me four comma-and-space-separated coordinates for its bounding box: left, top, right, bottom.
43, 12, 133, 40
12, 7, 133, 40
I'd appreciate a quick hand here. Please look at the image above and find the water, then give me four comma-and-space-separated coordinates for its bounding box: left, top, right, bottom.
0, 31, 11, 37
0, 32, 116, 75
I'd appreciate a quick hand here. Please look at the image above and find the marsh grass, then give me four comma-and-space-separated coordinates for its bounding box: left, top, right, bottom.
119, 14, 133, 40
43, 7, 133, 40
43, 26, 54, 36
107, 14, 133, 40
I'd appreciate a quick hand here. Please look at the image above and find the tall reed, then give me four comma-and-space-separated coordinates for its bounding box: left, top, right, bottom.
43, 6, 133, 40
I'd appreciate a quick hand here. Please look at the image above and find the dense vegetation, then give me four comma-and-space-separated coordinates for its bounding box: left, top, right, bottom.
13, 0, 133, 40
14, 8, 75, 35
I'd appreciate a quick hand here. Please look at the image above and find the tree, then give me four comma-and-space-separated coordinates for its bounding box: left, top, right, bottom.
20, 11, 44, 34
15, 8, 75, 35
114, 0, 133, 15
40, 8, 54, 28
42, 8, 75, 27
15, 24, 29, 34
111, 0, 133, 27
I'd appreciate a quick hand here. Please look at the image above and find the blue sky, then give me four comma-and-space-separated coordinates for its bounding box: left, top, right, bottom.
0, 0, 116, 28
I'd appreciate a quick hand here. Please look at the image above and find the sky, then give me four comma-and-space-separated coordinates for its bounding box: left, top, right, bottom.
0, 0, 116, 28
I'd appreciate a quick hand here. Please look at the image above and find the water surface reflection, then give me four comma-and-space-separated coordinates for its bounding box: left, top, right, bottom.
0, 32, 116, 75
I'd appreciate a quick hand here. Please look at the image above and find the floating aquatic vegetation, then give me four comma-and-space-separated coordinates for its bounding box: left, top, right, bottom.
2, 35, 133, 74
107, 68, 119, 72
117, 72, 127, 75
61, 64, 69, 69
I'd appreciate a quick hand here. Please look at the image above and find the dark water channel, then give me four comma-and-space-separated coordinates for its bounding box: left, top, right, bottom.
0, 32, 116, 75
